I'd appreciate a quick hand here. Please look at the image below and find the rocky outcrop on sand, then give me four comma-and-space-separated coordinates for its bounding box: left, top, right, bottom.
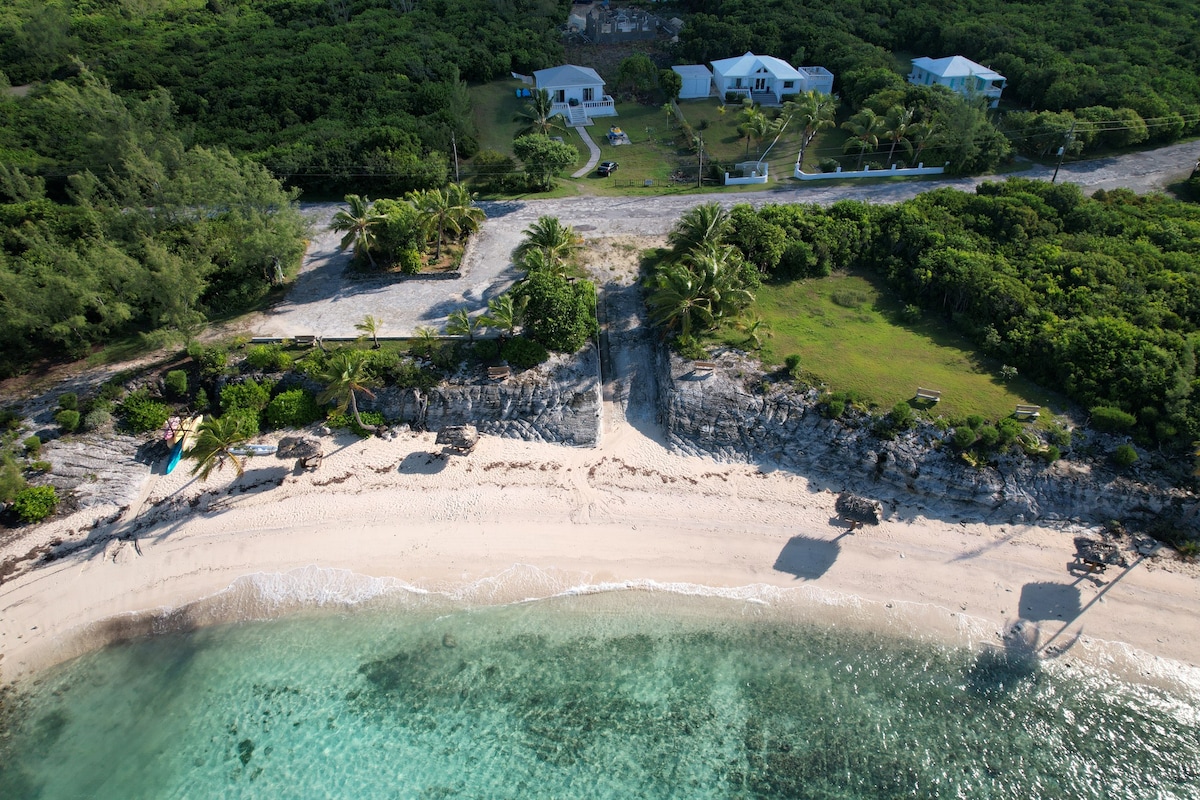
363, 348, 602, 447
657, 349, 1197, 527
39, 434, 153, 511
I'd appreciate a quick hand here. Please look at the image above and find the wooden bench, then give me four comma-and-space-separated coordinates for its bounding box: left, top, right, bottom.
1015, 403, 1041, 419
487, 366, 511, 381
914, 387, 941, 403
693, 360, 716, 372
294, 335, 316, 347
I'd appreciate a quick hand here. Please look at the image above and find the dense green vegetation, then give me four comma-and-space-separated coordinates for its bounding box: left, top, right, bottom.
0, 68, 307, 376
698, 181, 1200, 447
0, 0, 568, 196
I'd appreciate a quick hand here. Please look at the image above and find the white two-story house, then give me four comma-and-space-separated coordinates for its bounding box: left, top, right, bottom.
908, 56, 1006, 108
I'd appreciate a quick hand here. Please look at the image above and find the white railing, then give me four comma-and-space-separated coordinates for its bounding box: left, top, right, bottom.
794, 162, 947, 181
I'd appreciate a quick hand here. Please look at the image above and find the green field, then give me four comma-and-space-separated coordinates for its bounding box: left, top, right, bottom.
716, 272, 1060, 422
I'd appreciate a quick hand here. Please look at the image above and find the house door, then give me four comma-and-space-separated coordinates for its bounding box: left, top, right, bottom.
555, 90, 565, 103
754, 76, 767, 92
583, 87, 594, 102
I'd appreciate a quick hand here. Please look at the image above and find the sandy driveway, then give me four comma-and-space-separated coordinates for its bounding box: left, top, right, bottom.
253, 140, 1200, 340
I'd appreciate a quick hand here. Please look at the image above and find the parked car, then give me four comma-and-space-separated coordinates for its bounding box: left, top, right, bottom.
597, 161, 618, 177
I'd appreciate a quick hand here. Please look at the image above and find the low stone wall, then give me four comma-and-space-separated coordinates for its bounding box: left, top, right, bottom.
656, 349, 1195, 526
363, 347, 602, 447
795, 163, 946, 181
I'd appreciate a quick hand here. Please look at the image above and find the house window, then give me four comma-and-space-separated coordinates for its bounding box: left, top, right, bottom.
555, 90, 565, 103
783, 80, 794, 89
735, 78, 743, 88
583, 87, 594, 102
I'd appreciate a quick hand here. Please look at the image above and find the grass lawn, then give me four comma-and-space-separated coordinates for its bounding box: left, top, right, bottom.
715, 271, 1061, 423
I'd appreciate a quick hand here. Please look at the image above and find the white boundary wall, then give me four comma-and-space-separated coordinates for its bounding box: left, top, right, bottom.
794, 162, 946, 180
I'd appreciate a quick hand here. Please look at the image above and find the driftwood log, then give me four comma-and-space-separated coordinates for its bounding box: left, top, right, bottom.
836, 492, 883, 525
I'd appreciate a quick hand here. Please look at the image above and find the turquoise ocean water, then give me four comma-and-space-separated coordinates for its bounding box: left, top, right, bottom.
1, 586, 1198, 799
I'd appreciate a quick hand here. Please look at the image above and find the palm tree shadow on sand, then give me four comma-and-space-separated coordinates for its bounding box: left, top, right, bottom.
772, 534, 845, 580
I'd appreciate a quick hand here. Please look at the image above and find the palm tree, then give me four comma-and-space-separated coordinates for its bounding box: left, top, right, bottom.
907, 121, 939, 166
794, 90, 839, 168
480, 293, 527, 339
331, 194, 385, 269
446, 307, 483, 343
882, 105, 915, 166
647, 264, 714, 340
667, 202, 731, 257
513, 216, 582, 271
842, 108, 886, 168
316, 349, 380, 434
737, 314, 772, 350
513, 88, 567, 137
186, 416, 249, 482
738, 107, 770, 157
407, 183, 486, 261
685, 243, 755, 320
413, 326, 440, 358
355, 314, 382, 349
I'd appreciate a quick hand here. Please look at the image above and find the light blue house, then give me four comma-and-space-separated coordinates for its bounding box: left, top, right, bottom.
908, 56, 1006, 108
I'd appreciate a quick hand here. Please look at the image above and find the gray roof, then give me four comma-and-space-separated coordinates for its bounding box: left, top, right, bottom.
534, 64, 606, 89
672, 64, 713, 79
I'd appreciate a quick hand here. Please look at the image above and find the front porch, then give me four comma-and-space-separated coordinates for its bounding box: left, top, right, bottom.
552, 96, 618, 125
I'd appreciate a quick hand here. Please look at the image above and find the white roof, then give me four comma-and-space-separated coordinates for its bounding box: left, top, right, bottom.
710, 52, 801, 81
534, 64, 605, 89
672, 65, 713, 79
911, 55, 1004, 81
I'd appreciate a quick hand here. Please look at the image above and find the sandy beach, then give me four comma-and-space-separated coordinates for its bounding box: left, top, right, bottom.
2, 405, 1198, 692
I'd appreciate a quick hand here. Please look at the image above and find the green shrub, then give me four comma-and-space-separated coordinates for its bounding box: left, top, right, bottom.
223, 407, 263, 439
57, 392, 78, 411
996, 418, 1022, 446
1091, 405, 1136, 432
195, 387, 210, 413
118, 390, 171, 433
23, 436, 42, 456
83, 409, 113, 431
1112, 443, 1138, 468
1047, 424, 1072, 448
1042, 445, 1061, 463
264, 389, 323, 429
98, 381, 124, 402
360, 349, 399, 381
952, 426, 978, 449
501, 337, 549, 370
221, 379, 273, 414
12, 485, 58, 523
976, 424, 1000, 449
901, 304, 922, 323
245, 344, 294, 373
164, 369, 189, 398
29, 460, 51, 473
0, 454, 26, 502
824, 398, 845, 419
392, 359, 438, 391
965, 414, 986, 430
54, 409, 80, 433
1177, 540, 1199, 560
889, 401, 915, 430
196, 346, 229, 379
830, 290, 867, 309
784, 354, 802, 377
673, 335, 708, 361
0, 408, 22, 431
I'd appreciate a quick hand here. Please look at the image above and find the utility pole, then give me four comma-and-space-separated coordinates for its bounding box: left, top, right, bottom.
451, 132, 460, 183
1051, 120, 1075, 183
696, 134, 704, 189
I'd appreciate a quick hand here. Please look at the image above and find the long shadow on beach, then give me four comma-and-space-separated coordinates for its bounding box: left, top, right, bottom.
773, 535, 841, 580
1018, 581, 1082, 621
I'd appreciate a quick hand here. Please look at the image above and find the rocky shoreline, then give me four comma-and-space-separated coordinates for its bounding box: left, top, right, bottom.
656, 348, 1197, 532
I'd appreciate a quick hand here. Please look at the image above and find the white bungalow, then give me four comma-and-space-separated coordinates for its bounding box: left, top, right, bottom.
710, 52, 834, 106
908, 55, 1006, 108
533, 64, 617, 126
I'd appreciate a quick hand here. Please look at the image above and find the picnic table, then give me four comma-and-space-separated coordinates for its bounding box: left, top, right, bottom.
1072, 537, 1122, 573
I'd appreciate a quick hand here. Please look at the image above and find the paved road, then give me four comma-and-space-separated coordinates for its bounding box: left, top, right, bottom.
253, 139, 1200, 340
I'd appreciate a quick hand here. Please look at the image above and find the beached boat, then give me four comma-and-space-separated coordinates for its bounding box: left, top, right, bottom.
229, 443, 278, 457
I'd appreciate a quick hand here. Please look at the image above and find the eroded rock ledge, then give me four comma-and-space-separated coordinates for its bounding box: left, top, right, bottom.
656, 349, 1197, 528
